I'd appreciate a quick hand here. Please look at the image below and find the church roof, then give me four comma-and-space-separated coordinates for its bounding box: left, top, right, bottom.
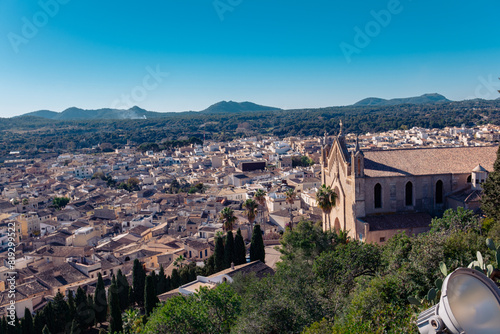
362, 212, 432, 231
363, 146, 497, 177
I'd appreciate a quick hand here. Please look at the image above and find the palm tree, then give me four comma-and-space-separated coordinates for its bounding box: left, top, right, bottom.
254, 189, 267, 230
243, 199, 259, 226
285, 188, 297, 229
219, 207, 238, 232
173, 255, 185, 268
316, 184, 337, 231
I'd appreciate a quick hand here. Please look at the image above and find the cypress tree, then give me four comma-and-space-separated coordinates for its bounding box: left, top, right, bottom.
42, 303, 55, 334
33, 312, 44, 334
224, 231, 235, 268
165, 275, 172, 292
250, 224, 265, 263
87, 294, 95, 326
188, 263, 197, 282
214, 235, 225, 272
94, 273, 107, 324
482, 146, 500, 221
108, 280, 123, 334
144, 275, 159, 316
204, 255, 215, 275
67, 290, 76, 320
132, 259, 146, 307
21, 309, 33, 334
157, 266, 167, 294
179, 267, 190, 285
234, 228, 246, 265
20, 318, 26, 334
75, 286, 90, 331
52, 292, 69, 333
171, 269, 181, 289
116, 269, 130, 312
150, 270, 157, 286
128, 286, 134, 306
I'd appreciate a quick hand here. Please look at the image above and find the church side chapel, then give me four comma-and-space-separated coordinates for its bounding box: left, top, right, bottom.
320, 122, 498, 244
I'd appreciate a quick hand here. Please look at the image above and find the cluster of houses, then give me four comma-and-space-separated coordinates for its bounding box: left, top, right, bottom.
0, 123, 499, 317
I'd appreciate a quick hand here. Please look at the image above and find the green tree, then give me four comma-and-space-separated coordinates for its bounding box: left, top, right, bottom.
52, 197, 70, 210
313, 240, 381, 294
75, 286, 92, 331
430, 207, 481, 234
243, 199, 258, 225
109, 280, 123, 334
280, 219, 333, 260
33, 312, 45, 334
250, 224, 265, 263
94, 273, 107, 324
157, 265, 167, 295
171, 269, 181, 289
482, 146, 500, 222
224, 231, 236, 268
214, 235, 226, 272
145, 274, 159, 316
116, 269, 130, 312
42, 302, 55, 334
67, 290, 76, 320
133, 259, 146, 307
316, 184, 337, 231
234, 228, 246, 265
219, 207, 238, 232
21, 309, 33, 334
143, 283, 241, 334
52, 292, 70, 333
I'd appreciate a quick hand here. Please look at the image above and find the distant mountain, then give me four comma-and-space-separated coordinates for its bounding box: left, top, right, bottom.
20, 106, 161, 120
354, 93, 451, 106
17, 101, 282, 120
199, 101, 282, 113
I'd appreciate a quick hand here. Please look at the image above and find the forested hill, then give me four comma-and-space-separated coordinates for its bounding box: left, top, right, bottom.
16, 101, 281, 120
1, 98, 499, 157
354, 93, 450, 106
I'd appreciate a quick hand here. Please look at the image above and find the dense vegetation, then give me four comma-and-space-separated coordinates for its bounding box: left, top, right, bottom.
2, 99, 499, 159
141, 212, 500, 334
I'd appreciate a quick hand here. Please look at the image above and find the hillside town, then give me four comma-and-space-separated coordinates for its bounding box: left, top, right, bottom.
0, 123, 499, 319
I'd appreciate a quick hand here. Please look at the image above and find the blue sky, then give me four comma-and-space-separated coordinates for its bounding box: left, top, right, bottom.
0, 0, 499, 117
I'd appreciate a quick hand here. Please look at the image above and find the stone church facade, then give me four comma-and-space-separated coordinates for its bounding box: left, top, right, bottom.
320, 130, 497, 244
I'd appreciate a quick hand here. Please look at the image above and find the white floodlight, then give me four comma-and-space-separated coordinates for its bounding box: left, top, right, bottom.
417, 268, 500, 334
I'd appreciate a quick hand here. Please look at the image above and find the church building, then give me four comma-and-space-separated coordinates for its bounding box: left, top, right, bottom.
320, 124, 497, 244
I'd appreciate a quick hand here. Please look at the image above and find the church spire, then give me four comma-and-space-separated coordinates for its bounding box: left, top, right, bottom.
355, 134, 360, 152
339, 120, 343, 137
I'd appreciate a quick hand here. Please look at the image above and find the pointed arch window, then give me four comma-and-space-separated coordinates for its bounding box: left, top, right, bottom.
374, 183, 382, 208
436, 180, 443, 204
405, 182, 413, 206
